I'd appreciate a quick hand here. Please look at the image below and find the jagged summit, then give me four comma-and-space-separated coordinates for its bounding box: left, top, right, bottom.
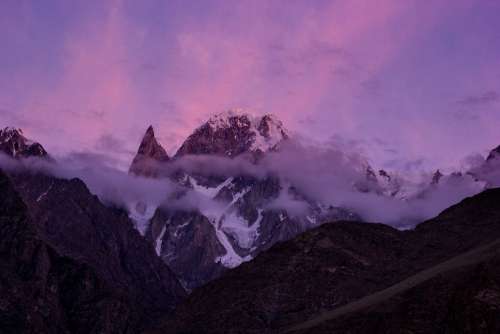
0, 127, 48, 158
174, 109, 289, 158
129, 125, 169, 177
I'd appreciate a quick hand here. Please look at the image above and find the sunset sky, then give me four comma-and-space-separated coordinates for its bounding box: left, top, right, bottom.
1, 0, 499, 171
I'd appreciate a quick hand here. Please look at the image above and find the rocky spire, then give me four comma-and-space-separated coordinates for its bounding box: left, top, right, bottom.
129, 126, 169, 177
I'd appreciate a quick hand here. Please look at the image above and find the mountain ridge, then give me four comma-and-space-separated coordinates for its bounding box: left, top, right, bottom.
124, 112, 500, 289
147, 187, 500, 334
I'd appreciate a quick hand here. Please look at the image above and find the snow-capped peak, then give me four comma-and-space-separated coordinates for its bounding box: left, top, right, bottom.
0, 127, 48, 158
206, 109, 251, 131
0, 127, 23, 142
175, 109, 289, 158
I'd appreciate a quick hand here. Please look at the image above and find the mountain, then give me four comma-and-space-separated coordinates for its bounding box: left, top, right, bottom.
129, 111, 358, 290
5, 170, 186, 322
0, 130, 187, 332
129, 125, 170, 177
147, 187, 500, 334
2, 122, 500, 333
127, 114, 500, 291
0, 170, 142, 333
174, 110, 289, 158
0, 127, 48, 158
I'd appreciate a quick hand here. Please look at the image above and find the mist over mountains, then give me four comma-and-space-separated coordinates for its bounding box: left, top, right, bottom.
1, 110, 498, 290
1, 109, 500, 333
1, 111, 495, 224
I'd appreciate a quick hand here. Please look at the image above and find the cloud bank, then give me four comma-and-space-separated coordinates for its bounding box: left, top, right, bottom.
1, 136, 493, 229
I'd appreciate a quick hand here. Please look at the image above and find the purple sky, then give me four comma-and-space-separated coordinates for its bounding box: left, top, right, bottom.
1, 0, 499, 171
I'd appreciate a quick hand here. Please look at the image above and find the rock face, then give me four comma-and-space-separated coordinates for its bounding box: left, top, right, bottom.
148, 188, 500, 334
0, 127, 48, 158
147, 209, 227, 290
129, 126, 170, 177
0, 169, 186, 332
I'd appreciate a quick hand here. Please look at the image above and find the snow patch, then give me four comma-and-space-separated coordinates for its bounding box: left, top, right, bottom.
214, 226, 252, 268
36, 183, 53, 202
155, 223, 167, 256
306, 215, 317, 225
228, 186, 250, 207
220, 208, 262, 249
189, 176, 234, 199
173, 219, 191, 237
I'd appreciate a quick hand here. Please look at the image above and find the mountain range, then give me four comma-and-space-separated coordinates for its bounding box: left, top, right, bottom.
126, 110, 496, 289
1, 111, 500, 333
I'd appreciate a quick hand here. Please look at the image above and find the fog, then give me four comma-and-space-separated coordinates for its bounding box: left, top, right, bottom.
0, 137, 497, 228
0, 152, 178, 211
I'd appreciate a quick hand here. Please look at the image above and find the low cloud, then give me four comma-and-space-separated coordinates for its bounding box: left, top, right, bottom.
0, 153, 178, 211
1, 136, 496, 229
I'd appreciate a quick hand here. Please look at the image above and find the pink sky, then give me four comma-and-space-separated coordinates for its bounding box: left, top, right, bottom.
1, 0, 499, 171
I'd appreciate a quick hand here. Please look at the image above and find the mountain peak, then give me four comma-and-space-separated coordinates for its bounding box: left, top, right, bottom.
129, 125, 169, 177
206, 109, 249, 130
175, 110, 289, 158
0, 127, 48, 158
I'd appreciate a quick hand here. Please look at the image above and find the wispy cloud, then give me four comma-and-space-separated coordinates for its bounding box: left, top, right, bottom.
0, 0, 500, 172
456, 91, 499, 106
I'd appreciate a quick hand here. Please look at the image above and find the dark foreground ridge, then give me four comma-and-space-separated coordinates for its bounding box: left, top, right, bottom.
148, 188, 500, 334
286, 237, 500, 333
0, 170, 186, 333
